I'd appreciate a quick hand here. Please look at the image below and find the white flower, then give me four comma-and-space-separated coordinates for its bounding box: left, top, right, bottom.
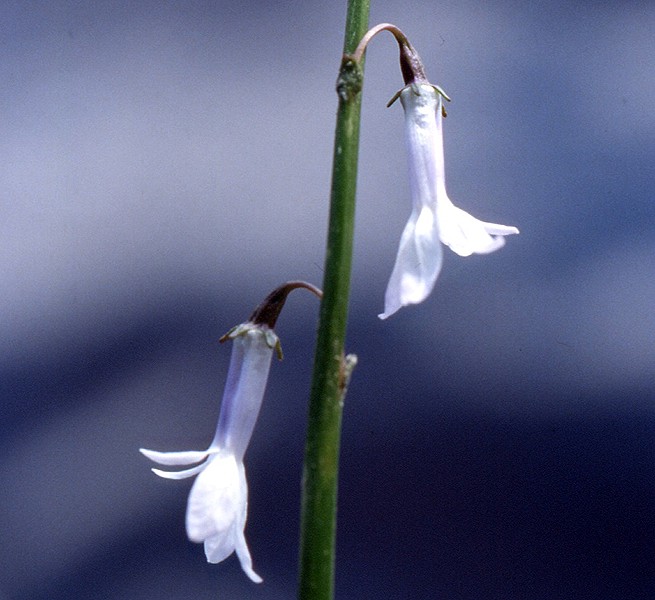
379, 83, 519, 319
140, 323, 278, 583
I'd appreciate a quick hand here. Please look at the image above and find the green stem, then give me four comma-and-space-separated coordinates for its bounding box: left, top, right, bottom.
298, 0, 370, 599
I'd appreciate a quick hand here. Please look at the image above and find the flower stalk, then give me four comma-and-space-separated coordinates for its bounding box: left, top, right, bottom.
297, 0, 370, 598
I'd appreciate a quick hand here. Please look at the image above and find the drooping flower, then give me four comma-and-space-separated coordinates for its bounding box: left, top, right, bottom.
379, 82, 519, 319
140, 282, 321, 582
353, 25, 518, 319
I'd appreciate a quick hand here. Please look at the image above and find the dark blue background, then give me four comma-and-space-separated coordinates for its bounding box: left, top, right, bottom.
1, 1, 653, 598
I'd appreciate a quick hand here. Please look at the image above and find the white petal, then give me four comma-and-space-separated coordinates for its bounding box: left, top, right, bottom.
233, 463, 263, 582
203, 516, 262, 582
151, 462, 208, 480
185, 453, 261, 581
480, 222, 520, 237
185, 453, 242, 543
379, 204, 442, 319
439, 203, 518, 257
139, 448, 209, 466
234, 531, 263, 583
204, 528, 238, 564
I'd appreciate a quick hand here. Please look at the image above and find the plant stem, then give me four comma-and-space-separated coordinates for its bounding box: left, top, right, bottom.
298, 0, 370, 599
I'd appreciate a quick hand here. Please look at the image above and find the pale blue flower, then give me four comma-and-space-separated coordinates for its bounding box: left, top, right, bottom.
140, 323, 279, 583
380, 83, 519, 319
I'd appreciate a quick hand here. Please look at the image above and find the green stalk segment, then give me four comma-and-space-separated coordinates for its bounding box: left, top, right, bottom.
297, 0, 370, 599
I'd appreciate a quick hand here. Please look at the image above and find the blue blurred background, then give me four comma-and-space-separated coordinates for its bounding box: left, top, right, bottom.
1, 1, 653, 599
